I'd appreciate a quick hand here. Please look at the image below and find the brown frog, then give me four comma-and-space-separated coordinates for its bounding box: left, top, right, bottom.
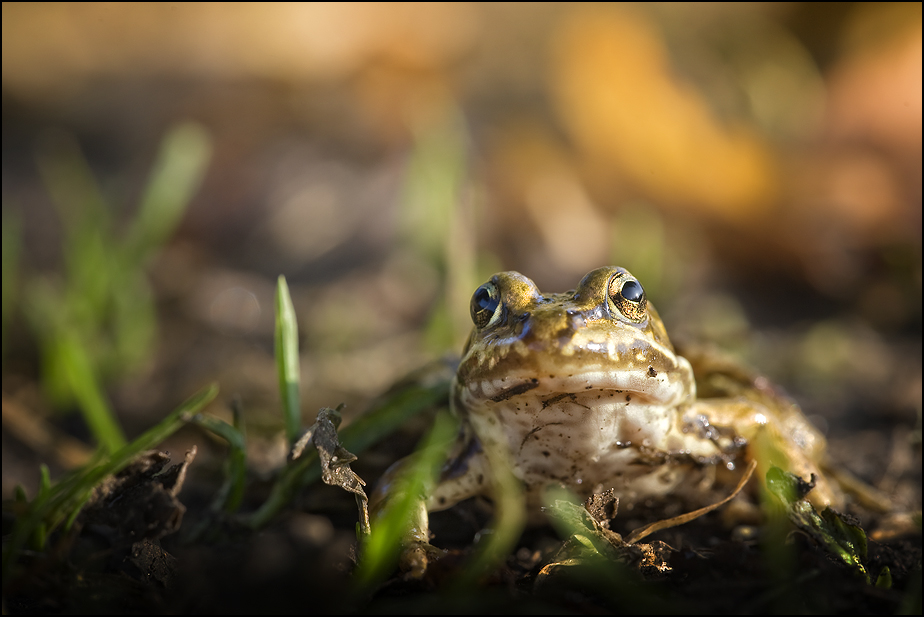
372, 266, 837, 562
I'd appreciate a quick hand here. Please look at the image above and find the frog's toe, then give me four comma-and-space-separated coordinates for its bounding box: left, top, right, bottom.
399, 541, 448, 579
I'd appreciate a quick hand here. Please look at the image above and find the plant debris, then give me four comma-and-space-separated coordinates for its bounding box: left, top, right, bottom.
81, 448, 196, 545
766, 465, 872, 582
292, 405, 370, 536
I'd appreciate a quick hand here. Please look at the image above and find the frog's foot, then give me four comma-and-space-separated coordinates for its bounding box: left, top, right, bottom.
398, 540, 448, 579
688, 398, 841, 508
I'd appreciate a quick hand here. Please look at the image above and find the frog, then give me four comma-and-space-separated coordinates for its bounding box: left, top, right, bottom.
371, 266, 838, 569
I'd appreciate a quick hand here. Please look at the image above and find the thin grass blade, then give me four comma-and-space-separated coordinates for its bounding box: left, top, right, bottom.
275, 275, 301, 447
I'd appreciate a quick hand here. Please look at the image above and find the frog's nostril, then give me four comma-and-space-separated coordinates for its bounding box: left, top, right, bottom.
566, 311, 587, 332
513, 314, 528, 336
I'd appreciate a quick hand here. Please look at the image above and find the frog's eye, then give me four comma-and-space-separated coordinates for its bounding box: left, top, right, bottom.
470, 282, 502, 328
608, 276, 647, 322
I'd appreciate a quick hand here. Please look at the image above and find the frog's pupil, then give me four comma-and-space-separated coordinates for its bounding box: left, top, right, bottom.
471, 284, 500, 327
474, 286, 496, 312
621, 280, 644, 303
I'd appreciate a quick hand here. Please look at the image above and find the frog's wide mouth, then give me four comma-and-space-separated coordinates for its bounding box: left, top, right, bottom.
461, 365, 689, 407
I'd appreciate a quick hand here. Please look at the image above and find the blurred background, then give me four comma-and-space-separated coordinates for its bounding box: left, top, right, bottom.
2, 3, 921, 501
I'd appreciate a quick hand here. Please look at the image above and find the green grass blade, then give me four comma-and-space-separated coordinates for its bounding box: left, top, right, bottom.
339, 375, 452, 455
54, 329, 126, 453
34, 131, 115, 322
123, 122, 212, 265
189, 409, 248, 513
80, 383, 218, 490
108, 273, 156, 375
455, 438, 526, 588
354, 410, 457, 590
30, 465, 52, 550
34, 131, 107, 232
275, 275, 301, 447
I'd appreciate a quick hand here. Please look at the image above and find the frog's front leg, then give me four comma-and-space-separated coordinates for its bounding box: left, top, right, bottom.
368, 434, 494, 576
690, 398, 840, 508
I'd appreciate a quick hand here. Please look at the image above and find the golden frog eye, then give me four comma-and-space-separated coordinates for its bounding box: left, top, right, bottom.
608, 275, 647, 322
470, 281, 502, 328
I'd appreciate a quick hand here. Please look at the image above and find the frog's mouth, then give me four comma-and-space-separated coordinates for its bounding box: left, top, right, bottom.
471, 364, 690, 408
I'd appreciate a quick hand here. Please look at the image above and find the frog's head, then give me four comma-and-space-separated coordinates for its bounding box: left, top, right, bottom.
456, 266, 695, 409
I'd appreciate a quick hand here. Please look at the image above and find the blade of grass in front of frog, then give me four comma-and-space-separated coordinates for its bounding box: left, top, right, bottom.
275, 275, 301, 448
1, 383, 218, 584
765, 465, 870, 583
450, 437, 527, 589
748, 427, 803, 612
353, 410, 458, 592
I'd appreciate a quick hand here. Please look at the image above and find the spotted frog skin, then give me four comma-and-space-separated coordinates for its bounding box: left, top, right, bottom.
374, 266, 837, 551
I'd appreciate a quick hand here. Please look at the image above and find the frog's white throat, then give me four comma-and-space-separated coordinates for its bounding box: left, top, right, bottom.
457, 376, 723, 505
